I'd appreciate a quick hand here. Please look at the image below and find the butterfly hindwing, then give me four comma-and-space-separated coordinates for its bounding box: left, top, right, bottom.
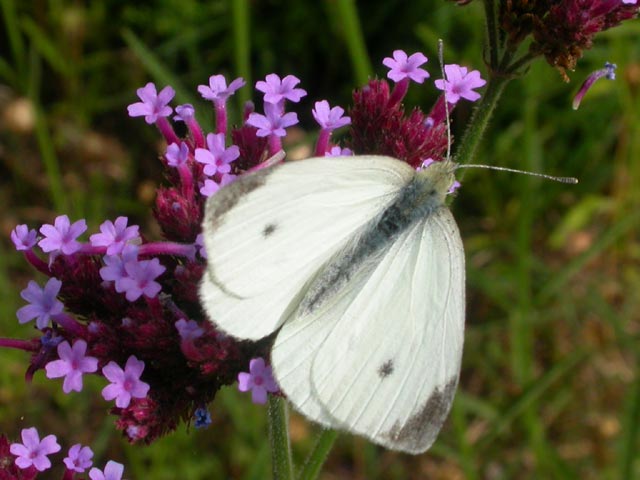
272, 206, 465, 453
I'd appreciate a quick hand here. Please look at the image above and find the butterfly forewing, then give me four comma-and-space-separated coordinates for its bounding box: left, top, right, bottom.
199, 156, 416, 340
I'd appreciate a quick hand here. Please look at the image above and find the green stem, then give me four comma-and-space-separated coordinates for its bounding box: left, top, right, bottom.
454, 72, 509, 169
483, 0, 499, 70
334, 0, 372, 85
268, 396, 294, 480
230, 0, 251, 106
296, 429, 338, 480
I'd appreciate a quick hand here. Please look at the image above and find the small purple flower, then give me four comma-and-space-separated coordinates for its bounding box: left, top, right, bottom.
194, 407, 212, 429
11, 224, 38, 251
45, 340, 99, 393
90, 217, 140, 256
99, 245, 139, 289
175, 318, 204, 341
573, 62, 617, 110
165, 142, 190, 167
434, 64, 487, 104
246, 103, 298, 138
63, 443, 94, 473
194, 133, 240, 176
118, 258, 166, 302
10, 427, 61, 471
102, 356, 150, 408
39, 215, 87, 255
312, 100, 351, 130
383, 50, 430, 84
16, 278, 64, 329
256, 74, 307, 104
199, 173, 236, 198
127, 82, 175, 124
238, 357, 279, 404
622, 0, 637, 4
173, 104, 195, 122
325, 146, 353, 157
198, 75, 245, 104
195, 233, 207, 259
89, 460, 125, 480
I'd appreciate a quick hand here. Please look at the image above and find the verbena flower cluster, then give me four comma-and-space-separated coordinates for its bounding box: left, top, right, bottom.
2, 51, 484, 469
496, 0, 638, 78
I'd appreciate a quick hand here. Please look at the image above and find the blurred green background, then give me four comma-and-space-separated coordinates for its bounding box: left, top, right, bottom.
1, 1, 639, 479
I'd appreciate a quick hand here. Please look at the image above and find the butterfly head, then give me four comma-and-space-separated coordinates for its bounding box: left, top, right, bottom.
416, 159, 458, 203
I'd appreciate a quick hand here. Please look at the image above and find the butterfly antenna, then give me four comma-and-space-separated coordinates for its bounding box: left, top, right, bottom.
438, 39, 452, 162
456, 164, 578, 184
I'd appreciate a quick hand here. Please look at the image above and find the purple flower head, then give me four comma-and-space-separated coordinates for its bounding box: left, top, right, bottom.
89, 460, 125, 480
325, 146, 354, 157
198, 75, 245, 105
101, 355, 150, 408
45, 340, 99, 393
312, 100, 351, 130
11, 224, 38, 251
194, 133, 240, 176
16, 278, 64, 329
127, 82, 175, 124
165, 142, 191, 167
256, 74, 307, 105
246, 103, 299, 138
383, 50, 430, 84
238, 357, 279, 404
63, 443, 94, 473
200, 173, 236, 198
434, 64, 487, 104
90, 217, 140, 256
175, 318, 204, 341
10, 427, 61, 471
118, 257, 166, 302
173, 104, 195, 122
39, 215, 87, 255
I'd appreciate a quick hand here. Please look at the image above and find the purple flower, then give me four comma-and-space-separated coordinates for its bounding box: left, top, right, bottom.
63, 443, 94, 472
312, 100, 351, 130
16, 278, 64, 329
194, 133, 240, 176
89, 460, 125, 480
194, 407, 212, 429
173, 104, 195, 122
573, 62, 617, 110
10, 427, 61, 471
165, 142, 190, 167
45, 340, 99, 393
325, 146, 353, 157
622, 0, 637, 3
246, 103, 299, 138
198, 75, 245, 104
99, 245, 139, 289
39, 215, 87, 255
195, 233, 207, 258
118, 258, 166, 302
90, 217, 140, 256
175, 318, 204, 341
127, 82, 175, 124
255, 74, 307, 104
102, 356, 150, 408
199, 173, 236, 198
434, 64, 487, 104
382, 50, 430, 84
11, 224, 38, 251
238, 357, 279, 404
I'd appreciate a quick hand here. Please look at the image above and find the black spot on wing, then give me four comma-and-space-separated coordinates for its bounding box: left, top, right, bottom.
383, 377, 458, 453
378, 359, 394, 378
262, 223, 277, 237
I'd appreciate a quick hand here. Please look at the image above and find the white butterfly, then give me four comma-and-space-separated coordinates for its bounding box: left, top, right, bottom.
199, 155, 465, 454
